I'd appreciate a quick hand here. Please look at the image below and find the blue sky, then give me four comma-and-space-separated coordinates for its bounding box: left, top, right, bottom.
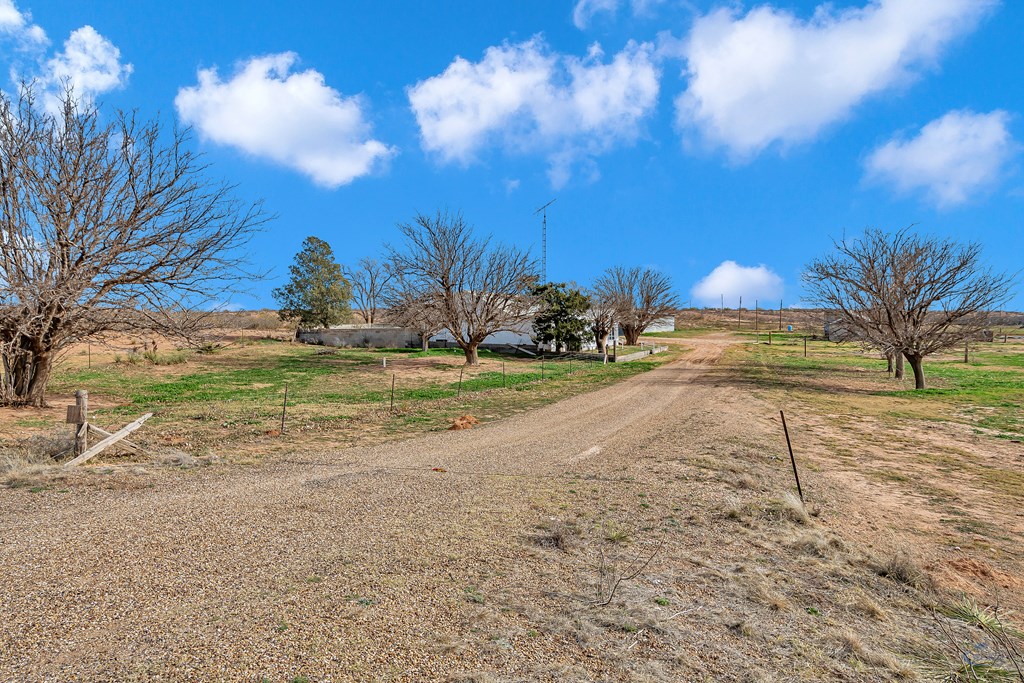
3, 0, 1023, 309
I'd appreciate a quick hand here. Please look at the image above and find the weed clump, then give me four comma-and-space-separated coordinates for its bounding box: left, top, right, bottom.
790, 530, 844, 558
143, 349, 190, 365
532, 520, 578, 551
763, 492, 810, 525
873, 546, 934, 590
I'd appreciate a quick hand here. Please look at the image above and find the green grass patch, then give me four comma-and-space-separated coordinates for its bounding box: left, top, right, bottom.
734, 338, 1024, 439
40, 340, 680, 459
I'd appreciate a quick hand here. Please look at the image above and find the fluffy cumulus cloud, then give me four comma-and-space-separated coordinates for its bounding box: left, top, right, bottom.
676, 0, 996, 159
44, 26, 131, 105
0, 0, 45, 45
692, 261, 784, 306
175, 53, 395, 188
0, 1, 130, 108
408, 38, 659, 187
864, 110, 1017, 208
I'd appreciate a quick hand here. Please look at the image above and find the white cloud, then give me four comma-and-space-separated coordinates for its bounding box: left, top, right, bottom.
692, 261, 784, 306
408, 37, 659, 188
0, 0, 46, 45
573, 0, 620, 29
44, 26, 131, 105
175, 52, 395, 188
675, 0, 995, 159
572, 0, 665, 30
864, 109, 1017, 207
1, 3, 130, 109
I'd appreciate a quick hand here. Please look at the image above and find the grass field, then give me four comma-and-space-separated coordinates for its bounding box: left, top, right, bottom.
733, 334, 1024, 439
717, 331, 1024, 627
2, 339, 682, 469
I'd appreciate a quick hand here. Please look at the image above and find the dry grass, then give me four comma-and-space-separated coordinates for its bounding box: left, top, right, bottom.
873, 545, 936, 591
838, 631, 913, 677
0, 429, 74, 483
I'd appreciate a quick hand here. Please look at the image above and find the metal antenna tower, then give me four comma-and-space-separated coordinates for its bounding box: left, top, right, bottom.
534, 198, 557, 282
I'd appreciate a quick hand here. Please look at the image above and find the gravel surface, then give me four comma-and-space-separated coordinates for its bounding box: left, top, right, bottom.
0, 336, 943, 681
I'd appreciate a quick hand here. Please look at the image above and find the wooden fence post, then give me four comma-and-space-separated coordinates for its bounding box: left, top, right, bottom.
280, 385, 288, 434
74, 390, 88, 455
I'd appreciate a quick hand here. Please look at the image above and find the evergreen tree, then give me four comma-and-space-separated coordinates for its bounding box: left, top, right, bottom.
273, 237, 352, 328
532, 283, 591, 351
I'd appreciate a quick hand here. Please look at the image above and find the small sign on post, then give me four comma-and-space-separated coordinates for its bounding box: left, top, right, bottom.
66, 405, 85, 425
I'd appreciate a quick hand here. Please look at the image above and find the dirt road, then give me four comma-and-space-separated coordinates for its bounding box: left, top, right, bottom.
0, 336, 943, 681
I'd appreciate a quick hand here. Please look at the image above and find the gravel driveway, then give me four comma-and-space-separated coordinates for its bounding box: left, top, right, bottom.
2, 336, 910, 682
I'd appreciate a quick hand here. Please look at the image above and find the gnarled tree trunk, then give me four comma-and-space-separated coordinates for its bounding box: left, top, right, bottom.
1, 342, 55, 407
622, 325, 641, 346
894, 352, 905, 380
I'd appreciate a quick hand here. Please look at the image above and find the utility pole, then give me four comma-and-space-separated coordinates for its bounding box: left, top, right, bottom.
533, 199, 557, 283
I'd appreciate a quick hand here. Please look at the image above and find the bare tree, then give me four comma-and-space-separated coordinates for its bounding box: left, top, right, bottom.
804, 228, 1013, 389
382, 270, 446, 352
344, 257, 392, 325
586, 288, 616, 354
594, 266, 679, 345
0, 85, 267, 406
387, 210, 537, 365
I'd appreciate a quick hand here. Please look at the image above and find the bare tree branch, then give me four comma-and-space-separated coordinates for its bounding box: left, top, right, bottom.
386, 210, 538, 365
803, 227, 1013, 389
594, 266, 679, 346
344, 257, 393, 325
0, 84, 269, 406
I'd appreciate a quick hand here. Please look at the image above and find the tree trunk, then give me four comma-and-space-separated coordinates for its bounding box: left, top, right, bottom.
906, 353, 926, 389
886, 352, 894, 373
1, 348, 54, 407
594, 330, 608, 354
420, 333, 430, 352
463, 343, 480, 366
894, 352, 905, 380
623, 325, 641, 346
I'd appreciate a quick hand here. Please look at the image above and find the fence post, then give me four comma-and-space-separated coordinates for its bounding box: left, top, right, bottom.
74, 390, 88, 455
280, 385, 288, 434
804, 336, 807, 358
390, 374, 396, 410
458, 367, 464, 397
780, 410, 804, 503
502, 362, 506, 388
